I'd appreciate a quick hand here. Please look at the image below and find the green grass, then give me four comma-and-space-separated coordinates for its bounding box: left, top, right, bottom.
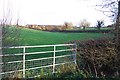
17, 27, 113, 58
4, 27, 113, 57
18, 28, 112, 59
18, 28, 112, 46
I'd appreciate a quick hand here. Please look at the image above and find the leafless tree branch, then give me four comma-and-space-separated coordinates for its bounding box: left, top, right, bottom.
96, 0, 118, 22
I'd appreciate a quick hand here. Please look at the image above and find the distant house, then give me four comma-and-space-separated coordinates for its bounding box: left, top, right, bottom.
107, 25, 113, 28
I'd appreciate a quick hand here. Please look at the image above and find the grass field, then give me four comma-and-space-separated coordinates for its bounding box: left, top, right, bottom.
18, 28, 112, 46
4, 27, 113, 61
4, 27, 113, 57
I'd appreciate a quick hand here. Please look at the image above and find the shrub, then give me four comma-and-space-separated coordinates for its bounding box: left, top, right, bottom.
71, 38, 120, 77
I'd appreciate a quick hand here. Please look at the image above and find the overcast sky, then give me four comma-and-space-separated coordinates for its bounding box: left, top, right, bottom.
0, 0, 112, 26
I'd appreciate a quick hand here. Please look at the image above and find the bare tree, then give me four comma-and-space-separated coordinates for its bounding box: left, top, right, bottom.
96, 0, 119, 22
96, 0, 120, 77
0, 0, 21, 78
79, 19, 90, 30
115, 2, 120, 72
62, 22, 73, 30
96, 20, 104, 30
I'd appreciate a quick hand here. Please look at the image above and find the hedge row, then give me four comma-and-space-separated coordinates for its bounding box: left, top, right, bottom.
44, 30, 112, 33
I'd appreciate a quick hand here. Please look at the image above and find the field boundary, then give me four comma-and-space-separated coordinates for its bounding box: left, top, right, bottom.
43, 29, 112, 33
